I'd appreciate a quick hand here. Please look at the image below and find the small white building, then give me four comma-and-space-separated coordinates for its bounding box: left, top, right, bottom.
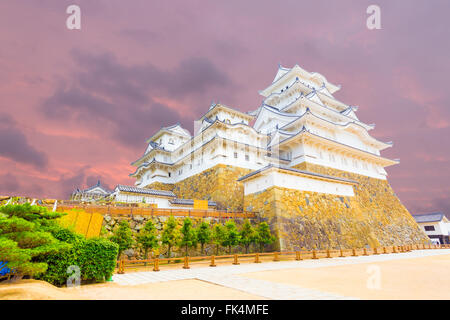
71, 180, 112, 201
112, 184, 217, 209
412, 212, 450, 245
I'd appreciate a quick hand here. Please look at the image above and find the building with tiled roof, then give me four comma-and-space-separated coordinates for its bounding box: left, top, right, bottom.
412, 212, 450, 245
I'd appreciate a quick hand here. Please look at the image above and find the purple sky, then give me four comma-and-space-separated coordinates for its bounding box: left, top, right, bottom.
0, 0, 449, 215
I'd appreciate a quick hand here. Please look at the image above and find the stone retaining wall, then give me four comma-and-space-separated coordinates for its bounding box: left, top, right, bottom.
243, 162, 428, 251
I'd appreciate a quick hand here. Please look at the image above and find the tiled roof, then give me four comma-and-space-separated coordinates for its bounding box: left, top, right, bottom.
412, 212, 445, 223
115, 185, 175, 197
237, 164, 358, 184
169, 198, 217, 206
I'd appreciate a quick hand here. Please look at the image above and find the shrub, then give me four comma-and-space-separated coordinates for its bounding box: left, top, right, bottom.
109, 220, 134, 259
256, 222, 276, 252
239, 219, 257, 254
78, 238, 118, 282
222, 220, 240, 254
196, 221, 211, 255
179, 218, 197, 256
161, 216, 180, 258
0, 204, 118, 286
136, 221, 159, 261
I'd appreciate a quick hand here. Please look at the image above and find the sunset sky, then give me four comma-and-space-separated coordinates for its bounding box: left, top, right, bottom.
1, 0, 449, 215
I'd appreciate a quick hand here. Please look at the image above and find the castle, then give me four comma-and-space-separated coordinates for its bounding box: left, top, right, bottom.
128, 63, 427, 250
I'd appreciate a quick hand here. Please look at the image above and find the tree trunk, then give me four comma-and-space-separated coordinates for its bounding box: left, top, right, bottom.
228, 245, 231, 254
144, 248, 148, 266
201, 243, 205, 255
185, 244, 188, 257
245, 245, 249, 254
167, 244, 171, 263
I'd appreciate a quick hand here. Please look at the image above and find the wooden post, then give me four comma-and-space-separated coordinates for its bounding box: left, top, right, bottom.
273, 252, 280, 261
295, 251, 302, 261
352, 248, 357, 256
233, 254, 239, 265
363, 248, 368, 256
210, 255, 216, 267
326, 249, 331, 258
118, 259, 125, 274
373, 247, 379, 255
416, 244, 420, 250
312, 250, 318, 259
339, 249, 345, 257
183, 256, 190, 269
255, 253, 261, 263
153, 258, 160, 272
428, 243, 431, 249
393, 246, 397, 253
383, 246, 387, 254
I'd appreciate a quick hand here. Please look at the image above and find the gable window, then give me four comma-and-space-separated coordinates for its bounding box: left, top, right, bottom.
424, 226, 435, 231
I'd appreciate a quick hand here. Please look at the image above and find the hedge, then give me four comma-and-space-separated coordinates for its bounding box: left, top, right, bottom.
36, 227, 118, 286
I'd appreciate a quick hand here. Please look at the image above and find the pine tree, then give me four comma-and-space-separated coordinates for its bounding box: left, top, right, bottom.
196, 220, 211, 255
222, 220, 240, 254
0, 204, 67, 279
136, 220, 159, 262
256, 222, 276, 252
161, 216, 180, 259
179, 218, 197, 256
110, 220, 134, 259
239, 219, 257, 254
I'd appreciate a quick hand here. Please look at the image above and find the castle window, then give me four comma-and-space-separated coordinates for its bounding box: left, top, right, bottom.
168, 172, 171, 177
424, 226, 435, 231
234, 152, 238, 159
190, 164, 193, 170
245, 155, 249, 161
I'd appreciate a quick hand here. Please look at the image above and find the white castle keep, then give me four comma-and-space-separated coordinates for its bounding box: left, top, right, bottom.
130, 63, 398, 192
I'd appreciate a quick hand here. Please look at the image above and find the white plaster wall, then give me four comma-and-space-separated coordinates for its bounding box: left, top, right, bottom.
418, 221, 449, 236
243, 170, 355, 196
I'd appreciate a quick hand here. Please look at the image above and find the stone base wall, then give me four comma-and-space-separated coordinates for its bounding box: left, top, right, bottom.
144, 182, 175, 191
244, 162, 428, 251
172, 164, 252, 211
141, 165, 251, 211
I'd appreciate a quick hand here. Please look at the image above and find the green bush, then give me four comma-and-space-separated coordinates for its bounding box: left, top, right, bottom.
78, 238, 118, 282
1, 204, 119, 286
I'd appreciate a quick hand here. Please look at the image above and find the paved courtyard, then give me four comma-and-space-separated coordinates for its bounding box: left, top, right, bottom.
110, 249, 450, 300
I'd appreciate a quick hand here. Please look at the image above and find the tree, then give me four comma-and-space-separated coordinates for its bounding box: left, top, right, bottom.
256, 222, 276, 252
222, 220, 240, 254
0, 204, 68, 280
109, 220, 134, 259
211, 223, 225, 255
136, 221, 159, 262
196, 220, 212, 255
239, 219, 257, 254
161, 216, 180, 259
179, 218, 197, 256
